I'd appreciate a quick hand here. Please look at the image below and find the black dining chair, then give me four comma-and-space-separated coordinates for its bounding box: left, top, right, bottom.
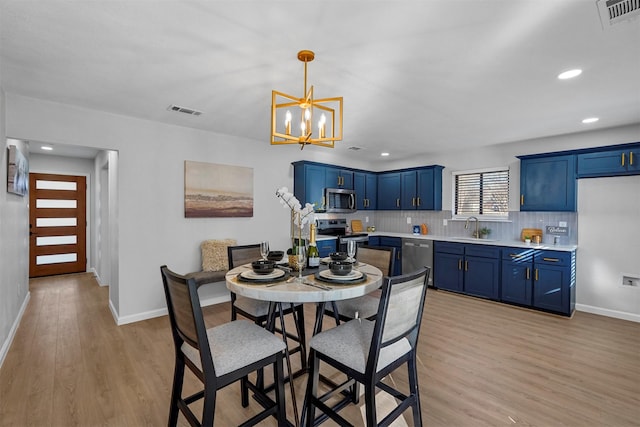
227, 244, 307, 373
304, 267, 430, 427
323, 245, 396, 326
160, 265, 287, 427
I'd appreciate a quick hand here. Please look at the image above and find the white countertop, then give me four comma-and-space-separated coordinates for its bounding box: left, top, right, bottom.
368, 231, 577, 252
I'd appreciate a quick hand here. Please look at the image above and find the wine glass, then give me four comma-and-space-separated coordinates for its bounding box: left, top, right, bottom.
296, 244, 307, 281
347, 240, 357, 264
260, 241, 269, 260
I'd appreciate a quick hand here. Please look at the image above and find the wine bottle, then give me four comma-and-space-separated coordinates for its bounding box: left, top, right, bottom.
307, 224, 320, 268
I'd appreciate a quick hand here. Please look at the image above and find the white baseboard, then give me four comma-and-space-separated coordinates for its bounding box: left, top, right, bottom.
0, 291, 31, 370
88, 267, 108, 287
110, 293, 230, 326
576, 304, 640, 323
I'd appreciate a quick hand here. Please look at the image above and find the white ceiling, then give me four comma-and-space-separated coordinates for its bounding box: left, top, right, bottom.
1, 0, 639, 162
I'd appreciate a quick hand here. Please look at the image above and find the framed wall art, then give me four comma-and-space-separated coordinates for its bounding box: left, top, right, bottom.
7, 145, 29, 196
184, 160, 254, 218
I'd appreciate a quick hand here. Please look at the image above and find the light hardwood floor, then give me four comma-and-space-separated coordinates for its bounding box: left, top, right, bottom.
1, 273, 638, 426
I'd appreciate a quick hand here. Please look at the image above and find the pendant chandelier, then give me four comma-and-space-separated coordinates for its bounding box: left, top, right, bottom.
271, 50, 343, 150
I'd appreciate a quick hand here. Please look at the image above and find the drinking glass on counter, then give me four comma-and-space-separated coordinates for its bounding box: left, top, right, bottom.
296, 244, 307, 281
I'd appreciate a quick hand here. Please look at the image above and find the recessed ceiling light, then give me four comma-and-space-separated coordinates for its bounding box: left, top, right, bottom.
582, 117, 599, 124
381, 152, 390, 157
558, 69, 582, 80
41, 146, 53, 151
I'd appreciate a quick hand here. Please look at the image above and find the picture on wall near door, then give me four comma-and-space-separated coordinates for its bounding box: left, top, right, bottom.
7, 145, 29, 196
184, 160, 253, 218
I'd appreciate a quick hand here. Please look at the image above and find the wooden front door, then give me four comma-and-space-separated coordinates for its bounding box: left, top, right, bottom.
29, 173, 87, 277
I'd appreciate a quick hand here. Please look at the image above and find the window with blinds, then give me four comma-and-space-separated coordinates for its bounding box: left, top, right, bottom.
454, 168, 509, 218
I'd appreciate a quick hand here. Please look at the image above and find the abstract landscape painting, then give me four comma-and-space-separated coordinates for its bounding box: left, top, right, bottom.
184, 161, 253, 218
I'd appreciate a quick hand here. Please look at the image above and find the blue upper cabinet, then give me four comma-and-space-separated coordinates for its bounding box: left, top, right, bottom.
354, 171, 377, 210
577, 143, 640, 178
325, 167, 353, 189
377, 172, 402, 210
293, 162, 326, 210
416, 166, 443, 210
519, 154, 576, 212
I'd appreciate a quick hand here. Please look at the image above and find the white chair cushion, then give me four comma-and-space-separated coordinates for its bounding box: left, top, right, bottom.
309, 319, 411, 374
182, 320, 285, 376
234, 296, 300, 317
325, 295, 379, 319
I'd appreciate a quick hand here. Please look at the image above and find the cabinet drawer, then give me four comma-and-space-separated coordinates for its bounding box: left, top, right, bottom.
534, 250, 570, 266
434, 241, 464, 255
502, 247, 535, 261
465, 244, 500, 259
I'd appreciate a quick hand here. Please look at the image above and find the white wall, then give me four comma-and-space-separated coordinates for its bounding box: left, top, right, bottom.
5, 94, 360, 324
0, 86, 30, 367
577, 176, 640, 321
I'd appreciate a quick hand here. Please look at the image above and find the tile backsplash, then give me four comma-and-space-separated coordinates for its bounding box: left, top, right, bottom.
346, 210, 578, 245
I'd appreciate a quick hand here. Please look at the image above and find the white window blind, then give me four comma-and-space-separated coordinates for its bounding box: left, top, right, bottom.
454, 168, 509, 217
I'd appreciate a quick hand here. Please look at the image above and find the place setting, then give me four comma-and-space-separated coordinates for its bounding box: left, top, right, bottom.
236, 241, 291, 284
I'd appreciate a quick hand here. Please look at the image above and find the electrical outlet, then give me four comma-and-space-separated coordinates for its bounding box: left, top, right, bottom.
365, 216, 369, 223
622, 275, 639, 287
443, 219, 448, 226
559, 221, 567, 227
407, 217, 412, 224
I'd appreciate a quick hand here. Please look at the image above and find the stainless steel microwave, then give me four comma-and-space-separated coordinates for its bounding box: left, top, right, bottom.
325, 188, 356, 213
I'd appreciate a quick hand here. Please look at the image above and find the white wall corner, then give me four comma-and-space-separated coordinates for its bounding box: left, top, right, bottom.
0, 292, 31, 370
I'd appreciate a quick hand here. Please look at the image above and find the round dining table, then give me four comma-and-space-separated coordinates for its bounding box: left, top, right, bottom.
225, 261, 383, 427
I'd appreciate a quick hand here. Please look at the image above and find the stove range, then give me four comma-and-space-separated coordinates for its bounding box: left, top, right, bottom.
316, 219, 369, 248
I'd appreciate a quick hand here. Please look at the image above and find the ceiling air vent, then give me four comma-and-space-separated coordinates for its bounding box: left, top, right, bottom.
167, 104, 203, 116
597, 0, 640, 28
348, 146, 362, 151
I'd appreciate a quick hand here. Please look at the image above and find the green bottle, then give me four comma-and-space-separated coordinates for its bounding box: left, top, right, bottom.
307, 224, 320, 268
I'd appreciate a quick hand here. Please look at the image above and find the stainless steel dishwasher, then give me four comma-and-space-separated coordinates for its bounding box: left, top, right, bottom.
402, 238, 434, 286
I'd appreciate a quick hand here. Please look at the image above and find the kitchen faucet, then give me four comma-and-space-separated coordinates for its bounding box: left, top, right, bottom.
465, 216, 479, 238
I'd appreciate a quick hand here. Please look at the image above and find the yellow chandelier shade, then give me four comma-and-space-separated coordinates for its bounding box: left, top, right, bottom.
271, 50, 343, 149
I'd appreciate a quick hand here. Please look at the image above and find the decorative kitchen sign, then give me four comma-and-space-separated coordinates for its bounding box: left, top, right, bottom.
546, 225, 569, 236
184, 161, 253, 218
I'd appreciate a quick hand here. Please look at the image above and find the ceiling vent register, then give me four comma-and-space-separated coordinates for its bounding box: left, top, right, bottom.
597, 0, 640, 28
167, 104, 203, 116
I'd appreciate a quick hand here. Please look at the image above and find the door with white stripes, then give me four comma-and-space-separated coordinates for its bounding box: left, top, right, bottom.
29, 173, 87, 277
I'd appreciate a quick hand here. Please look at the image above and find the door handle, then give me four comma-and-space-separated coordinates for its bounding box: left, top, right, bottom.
417, 197, 421, 206
534, 269, 539, 281
396, 198, 400, 207
526, 267, 530, 280
464, 260, 468, 271
458, 259, 462, 270
622, 153, 625, 167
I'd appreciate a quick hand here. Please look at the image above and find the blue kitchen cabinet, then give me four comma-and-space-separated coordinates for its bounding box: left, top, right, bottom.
577, 143, 640, 178
501, 247, 535, 305
401, 167, 443, 210
519, 154, 576, 212
316, 239, 336, 258
501, 247, 575, 316
434, 241, 499, 300
533, 250, 575, 315
354, 171, 377, 210
377, 172, 402, 210
325, 167, 353, 189
293, 161, 326, 210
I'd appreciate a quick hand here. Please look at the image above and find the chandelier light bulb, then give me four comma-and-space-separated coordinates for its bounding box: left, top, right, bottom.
285, 110, 292, 135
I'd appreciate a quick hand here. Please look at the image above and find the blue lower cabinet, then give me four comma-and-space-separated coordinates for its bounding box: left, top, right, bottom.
316, 239, 336, 258
434, 242, 500, 300
501, 247, 575, 316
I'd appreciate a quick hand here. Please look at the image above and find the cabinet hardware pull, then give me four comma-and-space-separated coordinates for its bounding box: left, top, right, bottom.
510, 253, 521, 258
322, 196, 325, 209
464, 260, 468, 271
412, 197, 416, 206
396, 198, 400, 207
622, 153, 625, 167
631, 152, 634, 166
526, 267, 530, 280
543, 257, 559, 262
417, 197, 421, 206
520, 195, 524, 205
535, 269, 539, 281
458, 259, 462, 270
